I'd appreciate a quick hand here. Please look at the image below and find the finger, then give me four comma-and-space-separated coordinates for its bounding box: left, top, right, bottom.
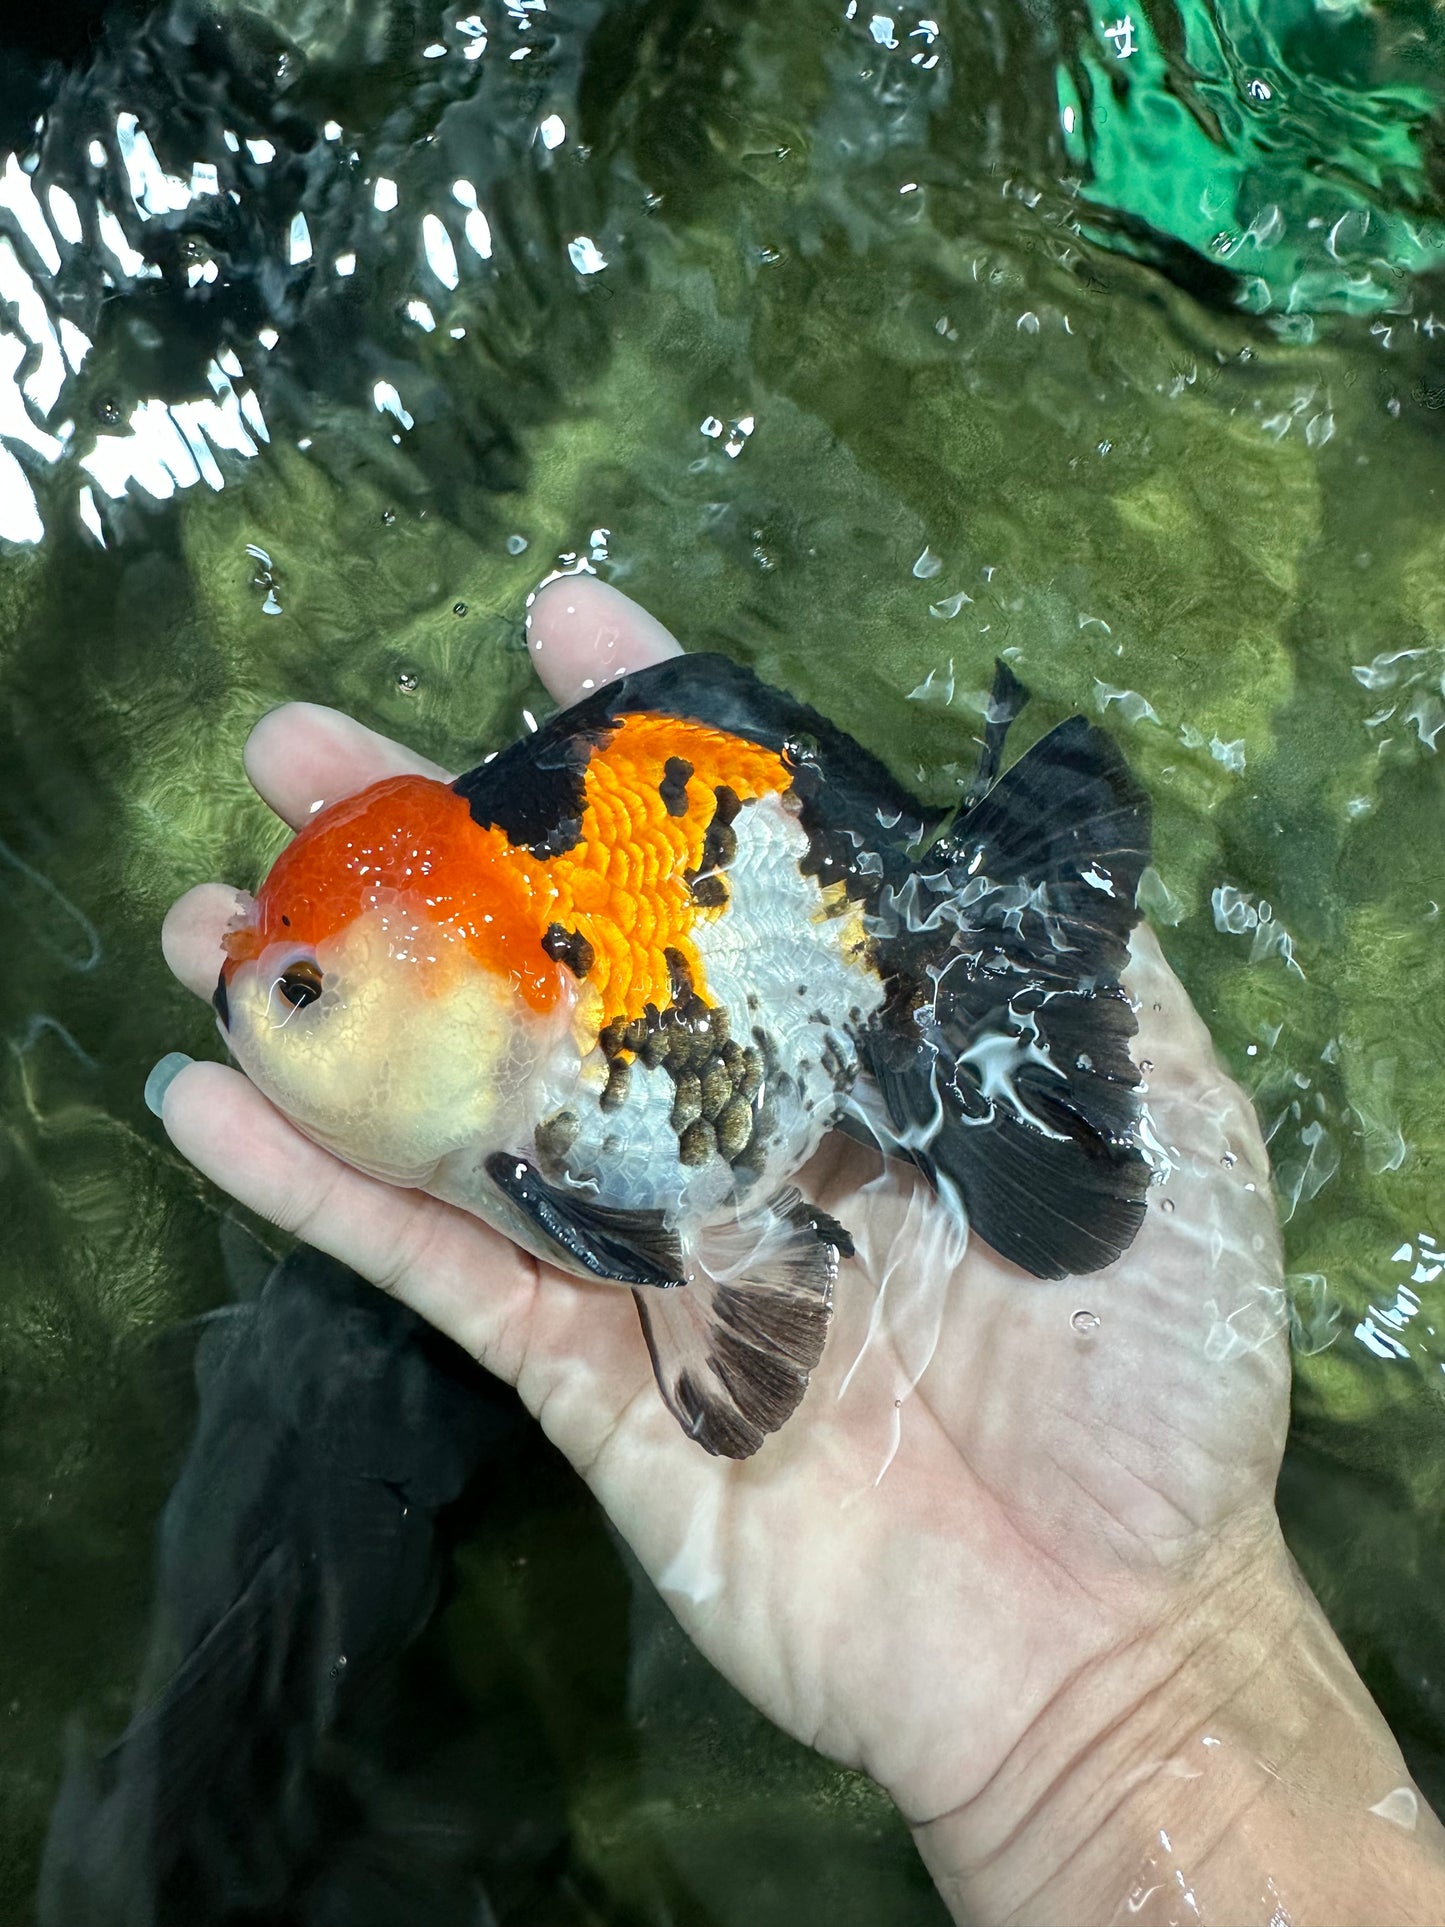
526, 576, 681, 704
244, 702, 449, 830
1126, 924, 1270, 1179
162, 883, 250, 999
160, 1058, 541, 1374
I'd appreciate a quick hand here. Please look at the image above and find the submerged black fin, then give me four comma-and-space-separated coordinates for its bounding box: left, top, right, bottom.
865, 710, 1152, 1280
485, 1153, 685, 1288
632, 1191, 848, 1458
963, 658, 1030, 810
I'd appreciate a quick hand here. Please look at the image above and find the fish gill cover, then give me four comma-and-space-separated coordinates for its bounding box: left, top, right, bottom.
0, 0, 1444, 1919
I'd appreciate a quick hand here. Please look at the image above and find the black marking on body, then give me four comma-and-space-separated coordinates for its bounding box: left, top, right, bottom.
587, 952, 770, 1176
540, 921, 595, 979
534, 1109, 579, 1176
601, 1056, 632, 1112
686, 784, 742, 909
452, 716, 613, 859
659, 756, 693, 816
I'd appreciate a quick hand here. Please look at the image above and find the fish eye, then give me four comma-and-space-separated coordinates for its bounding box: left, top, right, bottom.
277, 959, 324, 1010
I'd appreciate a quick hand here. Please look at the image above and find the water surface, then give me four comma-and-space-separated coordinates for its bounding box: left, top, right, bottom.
3, 0, 1445, 1917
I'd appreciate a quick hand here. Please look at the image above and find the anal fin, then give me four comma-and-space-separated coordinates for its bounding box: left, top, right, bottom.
632, 1191, 847, 1459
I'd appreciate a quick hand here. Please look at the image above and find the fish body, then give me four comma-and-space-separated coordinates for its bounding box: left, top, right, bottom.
217, 655, 1152, 1456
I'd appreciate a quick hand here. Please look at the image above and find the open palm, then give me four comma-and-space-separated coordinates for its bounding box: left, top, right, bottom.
160, 579, 1290, 1831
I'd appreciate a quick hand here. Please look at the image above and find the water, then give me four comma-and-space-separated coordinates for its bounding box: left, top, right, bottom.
2, 0, 1444, 1916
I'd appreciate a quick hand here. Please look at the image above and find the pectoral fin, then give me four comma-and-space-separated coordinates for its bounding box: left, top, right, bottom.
484, 1152, 686, 1288
632, 1191, 849, 1459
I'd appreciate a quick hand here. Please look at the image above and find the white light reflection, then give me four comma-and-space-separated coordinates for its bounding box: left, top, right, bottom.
567, 234, 607, 275
58, 319, 90, 372
405, 298, 436, 331
0, 239, 68, 413
0, 443, 43, 544
95, 203, 151, 279
0, 154, 60, 273
46, 184, 81, 245
81, 359, 268, 507
334, 251, 356, 277
372, 380, 414, 430
288, 212, 312, 265
77, 484, 103, 546
539, 114, 566, 149
374, 176, 399, 213
116, 112, 192, 217
421, 212, 458, 290
451, 179, 492, 258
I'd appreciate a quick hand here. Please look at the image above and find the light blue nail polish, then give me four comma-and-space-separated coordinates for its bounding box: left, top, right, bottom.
145, 1051, 194, 1118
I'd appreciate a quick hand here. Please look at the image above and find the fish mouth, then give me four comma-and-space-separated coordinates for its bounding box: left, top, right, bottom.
212, 967, 230, 1029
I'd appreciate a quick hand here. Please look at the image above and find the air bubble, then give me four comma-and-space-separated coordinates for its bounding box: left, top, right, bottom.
1222, 1151, 1237, 1168
453, 601, 467, 616
381, 507, 396, 525
396, 669, 420, 693
1140, 1058, 1154, 1073
1160, 1198, 1175, 1214
506, 532, 528, 554
1071, 1308, 1100, 1334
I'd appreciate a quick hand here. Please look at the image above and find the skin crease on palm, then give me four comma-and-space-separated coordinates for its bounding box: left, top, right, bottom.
160, 578, 1299, 1904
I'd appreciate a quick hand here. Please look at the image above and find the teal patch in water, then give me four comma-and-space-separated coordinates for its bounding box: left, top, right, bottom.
1057, 0, 1445, 316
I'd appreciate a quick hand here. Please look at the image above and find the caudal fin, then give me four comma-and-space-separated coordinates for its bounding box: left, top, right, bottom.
863, 670, 1152, 1279
632, 1192, 850, 1457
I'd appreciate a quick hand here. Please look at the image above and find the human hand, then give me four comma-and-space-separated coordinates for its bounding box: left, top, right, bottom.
163, 581, 1419, 1924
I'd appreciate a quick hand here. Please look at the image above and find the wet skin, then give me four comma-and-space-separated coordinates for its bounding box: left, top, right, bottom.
161, 580, 1445, 1924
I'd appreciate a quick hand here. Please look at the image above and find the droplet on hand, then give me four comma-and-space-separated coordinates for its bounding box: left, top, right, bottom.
1071, 1308, 1100, 1334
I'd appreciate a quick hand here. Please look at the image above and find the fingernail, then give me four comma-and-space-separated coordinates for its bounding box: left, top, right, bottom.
145, 1051, 194, 1118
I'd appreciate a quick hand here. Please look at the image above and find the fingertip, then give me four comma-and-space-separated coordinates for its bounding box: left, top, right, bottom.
526, 576, 682, 702
244, 702, 450, 827
158, 1056, 240, 1153
162, 883, 250, 999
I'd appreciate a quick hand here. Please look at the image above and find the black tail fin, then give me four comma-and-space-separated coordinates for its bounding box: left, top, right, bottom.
863, 670, 1152, 1280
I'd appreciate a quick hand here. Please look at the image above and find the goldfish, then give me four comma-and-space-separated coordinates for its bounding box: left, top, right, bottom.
214, 653, 1151, 1457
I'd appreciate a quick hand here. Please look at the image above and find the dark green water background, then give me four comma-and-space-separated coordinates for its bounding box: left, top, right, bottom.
3, 0, 1445, 1917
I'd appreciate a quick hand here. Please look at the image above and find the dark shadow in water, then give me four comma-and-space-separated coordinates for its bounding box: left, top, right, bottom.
36, 1240, 720, 1927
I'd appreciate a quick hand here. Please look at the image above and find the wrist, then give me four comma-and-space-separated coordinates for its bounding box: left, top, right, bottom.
911, 1513, 1445, 1926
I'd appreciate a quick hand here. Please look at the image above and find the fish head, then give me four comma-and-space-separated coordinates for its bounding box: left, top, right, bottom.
215, 774, 567, 1185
